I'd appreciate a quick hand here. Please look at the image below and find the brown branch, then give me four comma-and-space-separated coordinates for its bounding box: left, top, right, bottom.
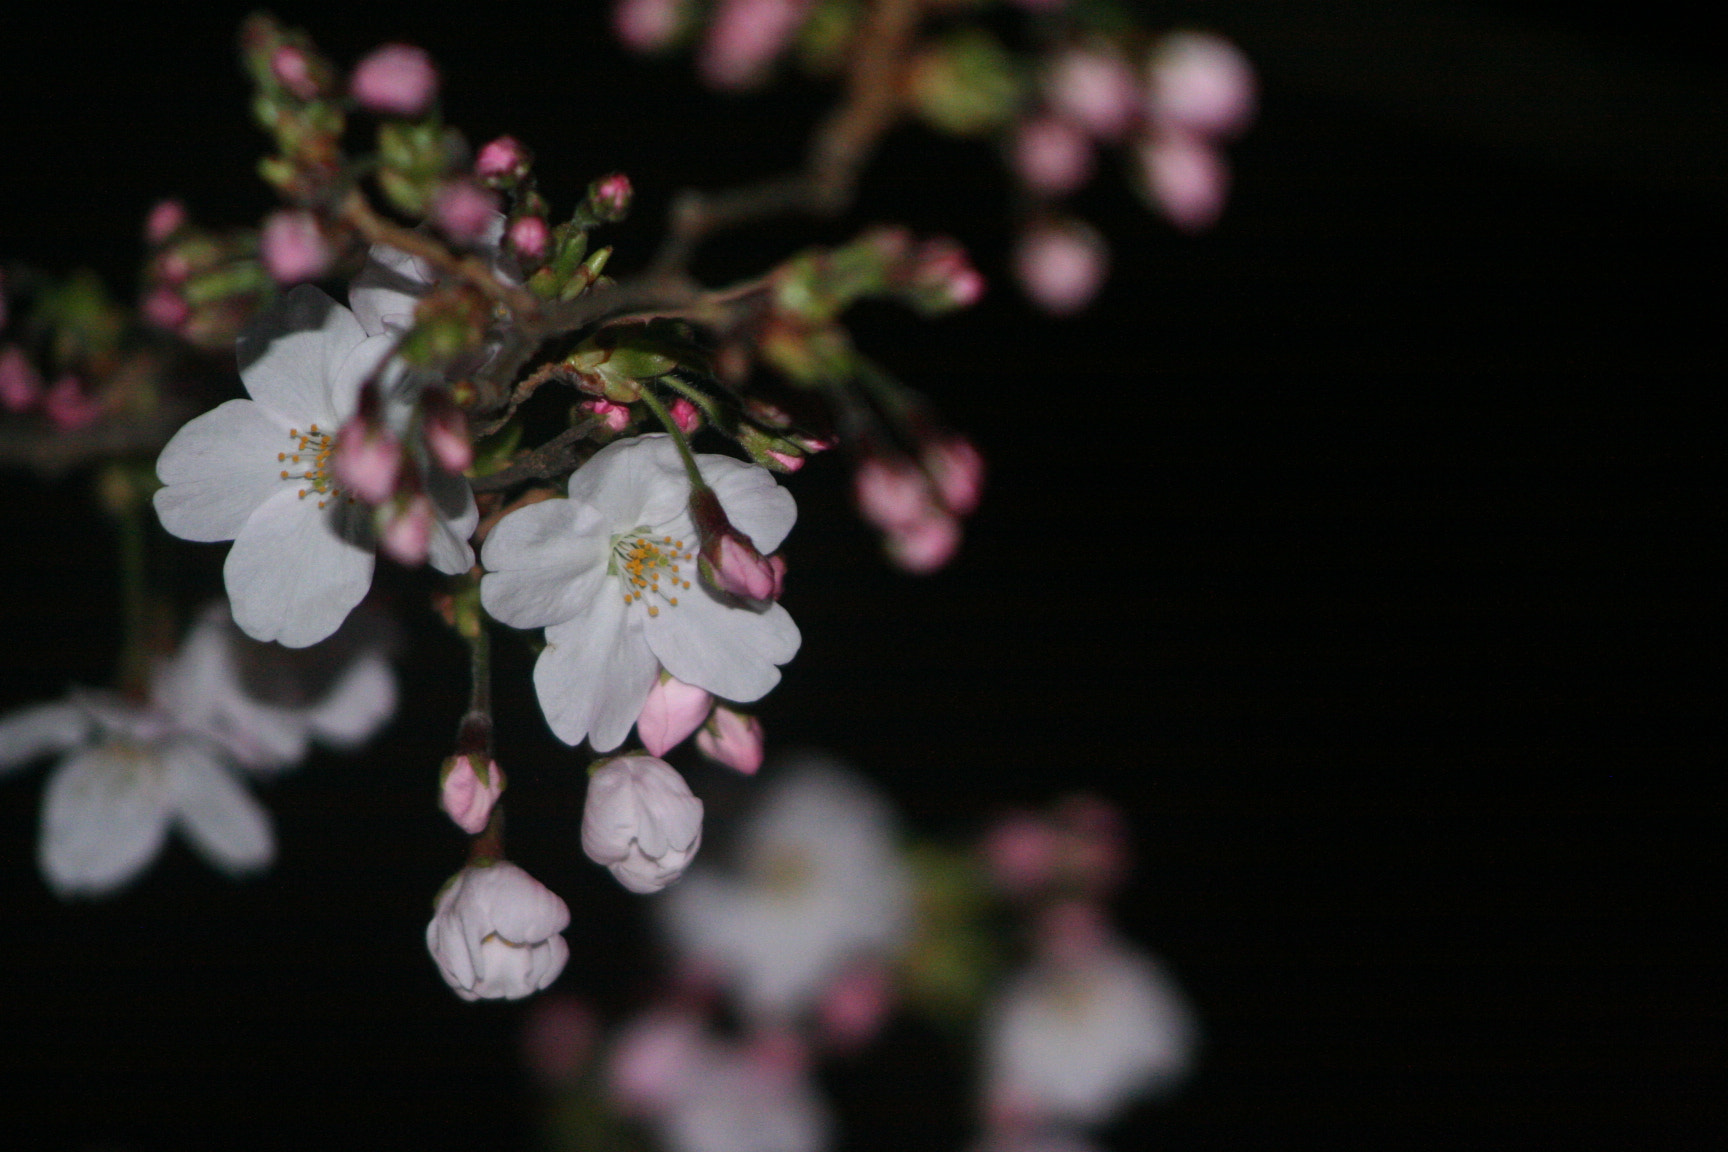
338, 192, 542, 321
467, 418, 601, 494
0, 407, 194, 479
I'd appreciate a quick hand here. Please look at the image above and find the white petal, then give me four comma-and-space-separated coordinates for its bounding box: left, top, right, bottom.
424, 464, 479, 576
645, 588, 800, 703
225, 487, 375, 648
236, 285, 362, 422
0, 700, 91, 775
327, 333, 398, 425
306, 653, 398, 749
566, 435, 690, 530
350, 244, 434, 336
166, 742, 275, 877
153, 400, 293, 542
698, 452, 797, 553
480, 499, 609, 629
38, 745, 173, 898
533, 595, 660, 750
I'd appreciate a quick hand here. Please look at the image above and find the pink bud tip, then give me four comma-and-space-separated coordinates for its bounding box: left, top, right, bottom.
333, 416, 402, 504
614, 0, 684, 54
696, 706, 764, 775
432, 180, 500, 246
440, 754, 505, 835
581, 398, 632, 433
885, 511, 961, 574
765, 449, 804, 473
351, 43, 439, 116
142, 286, 190, 332
922, 436, 985, 516
423, 407, 473, 476
668, 397, 701, 435
260, 210, 333, 285
1014, 114, 1095, 197
711, 534, 779, 601
1013, 218, 1108, 316
475, 135, 531, 183
271, 45, 320, 100
591, 173, 634, 220
144, 199, 188, 246
912, 239, 986, 311
44, 375, 104, 431
381, 493, 433, 566
636, 673, 715, 757
0, 345, 45, 413
508, 216, 550, 263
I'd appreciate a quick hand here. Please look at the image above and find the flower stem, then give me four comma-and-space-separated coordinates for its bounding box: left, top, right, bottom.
638, 386, 707, 491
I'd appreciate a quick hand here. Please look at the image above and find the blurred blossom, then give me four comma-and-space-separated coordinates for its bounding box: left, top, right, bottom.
615, 0, 688, 53
606, 1008, 713, 1116
0, 345, 43, 412
260, 209, 333, 284
658, 1039, 832, 1152
583, 754, 705, 893
43, 375, 104, 430
1013, 115, 1095, 197
982, 812, 1060, 896
431, 180, 501, 245
475, 135, 531, 184
144, 198, 188, 245
1013, 219, 1108, 316
426, 860, 571, 1001
700, 0, 813, 90
815, 961, 894, 1051
1146, 31, 1256, 140
1046, 49, 1141, 142
659, 759, 913, 1023
142, 286, 191, 332
1138, 131, 1230, 233
350, 43, 439, 116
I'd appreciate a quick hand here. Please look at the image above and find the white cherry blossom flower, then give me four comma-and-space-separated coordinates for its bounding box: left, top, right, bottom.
481, 434, 799, 752
582, 754, 704, 893
153, 285, 477, 647
426, 860, 571, 1001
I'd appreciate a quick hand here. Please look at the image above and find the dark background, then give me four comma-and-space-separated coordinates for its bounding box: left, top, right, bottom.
1, 2, 1721, 1149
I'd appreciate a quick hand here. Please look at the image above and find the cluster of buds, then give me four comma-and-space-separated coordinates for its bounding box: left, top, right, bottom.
854, 434, 984, 574
523, 174, 631, 303
141, 200, 272, 349
330, 380, 472, 567
0, 270, 130, 432
636, 670, 767, 775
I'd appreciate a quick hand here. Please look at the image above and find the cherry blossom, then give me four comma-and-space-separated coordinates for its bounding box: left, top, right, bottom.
426, 860, 571, 1001
582, 754, 705, 893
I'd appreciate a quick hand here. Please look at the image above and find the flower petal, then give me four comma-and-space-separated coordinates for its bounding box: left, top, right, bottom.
645, 586, 800, 703
305, 653, 398, 749
0, 700, 91, 776
38, 745, 173, 898
480, 498, 609, 629
165, 742, 275, 877
225, 487, 376, 648
566, 435, 690, 531
350, 244, 435, 336
534, 594, 660, 750
153, 400, 294, 543
699, 452, 797, 553
424, 463, 479, 576
236, 285, 364, 422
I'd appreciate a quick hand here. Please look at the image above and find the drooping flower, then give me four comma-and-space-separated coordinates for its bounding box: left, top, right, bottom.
658, 759, 912, 1023
481, 434, 799, 752
153, 285, 477, 647
582, 754, 705, 893
427, 861, 570, 1001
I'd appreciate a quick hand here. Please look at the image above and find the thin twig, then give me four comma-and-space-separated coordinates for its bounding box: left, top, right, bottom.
467, 418, 601, 494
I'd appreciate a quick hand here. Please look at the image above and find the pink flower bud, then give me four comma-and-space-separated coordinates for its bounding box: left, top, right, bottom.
271, 45, 321, 100
260, 210, 333, 284
1013, 218, 1108, 316
523, 994, 598, 1086
508, 215, 549, 262
922, 436, 985, 516
1014, 114, 1095, 197
1047, 48, 1142, 142
583, 756, 704, 893
475, 135, 532, 184
695, 706, 764, 775
668, 397, 701, 435
432, 180, 500, 246
333, 415, 402, 503
614, 0, 686, 53
885, 512, 961, 574
141, 286, 190, 332
589, 173, 634, 221
699, 0, 811, 90
44, 375, 103, 430
381, 493, 433, 566
854, 456, 934, 532
982, 812, 1059, 896
817, 963, 894, 1052
421, 391, 473, 474
911, 238, 986, 311
765, 448, 804, 473
351, 43, 439, 116
581, 398, 632, 433
440, 753, 505, 835
706, 532, 779, 601
144, 199, 187, 245
1138, 132, 1230, 233
1147, 31, 1256, 140
636, 673, 714, 757
0, 345, 44, 412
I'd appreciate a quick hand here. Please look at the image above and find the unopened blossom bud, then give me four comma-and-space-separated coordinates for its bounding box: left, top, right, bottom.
260, 210, 333, 284
426, 861, 570, 1001
695, 705, 764, 775
582, 755, 704, 894
885, 511, 961, 574
475, 135, 532, 185
440, 753, 505, 835
689, 485, 779, 601
614, 0, 686, 54
508, 215, 550, 263
333, 414, 402, 503
44, 375, 103, 430
141, 286, 190, 332
1147, 31, 1256, 140
144, 199, 187, 245
1138, 132, 1229, 233
669, 397, 701, 435
581, 398, 632, 433
636, 672, 714, 757
1013, 218, 1108, 316
351, 43, 438, 116
381, 493, 434, 566
420, 390, 473, 474
1014, 114, 1094, 198
271, 45, 322, 100
909, 238, 986, 313
432, 180, 500, 246
699, 0, 811, 90
922, 436, 985, 516
0, 345, 44, 412
1047, 48, 1142, 143
588, 173, 634, 222
854, 456, 932, 532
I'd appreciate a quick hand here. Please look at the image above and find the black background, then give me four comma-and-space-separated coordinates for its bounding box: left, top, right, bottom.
1, 2, 1721, 1149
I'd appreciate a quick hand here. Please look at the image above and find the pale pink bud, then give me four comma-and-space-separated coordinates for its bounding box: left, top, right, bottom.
141, 286, 189, 332
590, 173, 634, 221
581, 398, 632, 432
817, 962, 894, 1052
695, 706, 764, 775
614, 0, 686, 53
885, 512, 961, 574
351, 43, 439, 116
260, 210, 333, 284
333, 416, 402, 503
440, 753, 505, 835
426, 861, 569, 1001
523, 994, 598, 1086
983, 813, 1059, 896
1047, 48, 1142, 142
144, 199, 187, 245
381, 493, 433, 566
1014, 115, 1095, 197
0, 345, 44, 412
474, 135, 531, 183
1139, 133, 1229, 233
923, 436, 985, 516
854, 457, 934, 532
699, 0, 811, 90
668, 397, 701, 434
44, 375, 102, 430
271, 45, 320, 100
1147, 31, 1256, 140
508, 215, 550, 262
636, 673, 714, 757
583, 756, 704, 893
708, 533, 779, 601
606, 1010, 707, 1116
421, 392, 473, 474
432, 180, 500, 246
1013, 219, 1108, 316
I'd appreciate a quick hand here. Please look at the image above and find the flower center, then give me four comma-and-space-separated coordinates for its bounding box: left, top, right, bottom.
610, 530, 694, 618
276, 425, 345, 509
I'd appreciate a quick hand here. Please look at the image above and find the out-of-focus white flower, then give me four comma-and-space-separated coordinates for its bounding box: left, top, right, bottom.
606, 1008, 714, 1116
982, 941, 1197, 1128
659, 759, 912, 1023
481, 435, 799, 752
153, 286, 477, 646
426, 860, 571, 1001
1013, 219, 1109, 316
658, 1038, 832, 1152
582, 755, 704, 893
